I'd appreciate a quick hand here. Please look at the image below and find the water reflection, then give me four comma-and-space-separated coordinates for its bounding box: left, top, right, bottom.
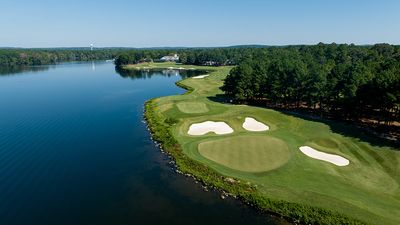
115, 66, 207, 80
0, 61, 109, 76
0, 65, 50, 76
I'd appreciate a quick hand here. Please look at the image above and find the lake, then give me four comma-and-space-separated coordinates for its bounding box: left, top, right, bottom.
0, 61, 286, 225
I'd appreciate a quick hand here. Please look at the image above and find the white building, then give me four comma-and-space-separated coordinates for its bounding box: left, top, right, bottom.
160, 54, 179, 62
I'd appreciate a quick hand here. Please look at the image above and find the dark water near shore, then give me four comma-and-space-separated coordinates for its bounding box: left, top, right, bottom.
0, 62, 285, 225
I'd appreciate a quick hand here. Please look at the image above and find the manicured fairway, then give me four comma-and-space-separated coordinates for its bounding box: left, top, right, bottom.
311, 137, 339, 149
177, 102, 209, 113
198, 136, 290, 172
143, 63, 400, 225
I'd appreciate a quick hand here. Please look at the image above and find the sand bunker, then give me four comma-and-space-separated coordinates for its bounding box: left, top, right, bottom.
299, 146, 350, 166
188, 121, 233, 135
192, 75, 209, 79
242, 117, 269, 131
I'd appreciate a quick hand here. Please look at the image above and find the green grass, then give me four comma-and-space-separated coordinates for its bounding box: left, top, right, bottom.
176, 101, 209, 113
142, 62, 400, 225
198, 135, 290, 172
312, 138, 340, 149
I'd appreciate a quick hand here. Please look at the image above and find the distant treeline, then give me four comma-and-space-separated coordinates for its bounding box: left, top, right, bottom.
221, 43, 400, 125
114, 48, 259, 66
0, 49, 122, 67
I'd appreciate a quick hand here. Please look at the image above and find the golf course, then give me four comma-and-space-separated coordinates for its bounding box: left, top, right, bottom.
137, 62, 400, 225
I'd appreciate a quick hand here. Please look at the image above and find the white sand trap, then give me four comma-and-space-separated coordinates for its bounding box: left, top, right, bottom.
242, 117, 269, 131
299, 146, 350, 166
192, 75, 209, 79
188, 121, 233, 135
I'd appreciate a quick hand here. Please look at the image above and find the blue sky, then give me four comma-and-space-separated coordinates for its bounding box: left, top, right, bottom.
1, 0, 399, 47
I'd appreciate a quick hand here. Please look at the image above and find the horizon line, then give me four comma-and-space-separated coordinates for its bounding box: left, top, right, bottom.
1, 42, 399, 49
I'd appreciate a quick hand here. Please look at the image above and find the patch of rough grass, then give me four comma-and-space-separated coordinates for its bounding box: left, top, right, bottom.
198, 136, 290, 172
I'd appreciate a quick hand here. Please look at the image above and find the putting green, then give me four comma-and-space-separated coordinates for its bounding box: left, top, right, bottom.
198, 136, 290, 172
176, 101, 209, 113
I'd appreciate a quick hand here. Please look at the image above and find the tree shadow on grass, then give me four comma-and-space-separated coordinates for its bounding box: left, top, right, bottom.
279, 110, 399, 150
207, 93, 400, 150
207, 94, 232, 104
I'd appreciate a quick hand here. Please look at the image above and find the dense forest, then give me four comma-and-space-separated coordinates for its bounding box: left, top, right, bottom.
221, 43, 400, 129
0, 48, 122, 67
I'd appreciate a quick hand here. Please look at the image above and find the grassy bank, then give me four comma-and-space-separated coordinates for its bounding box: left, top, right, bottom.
142, 63, 399, 225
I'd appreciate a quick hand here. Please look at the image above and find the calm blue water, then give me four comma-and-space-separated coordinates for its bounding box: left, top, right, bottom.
0, 62, 285, 225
